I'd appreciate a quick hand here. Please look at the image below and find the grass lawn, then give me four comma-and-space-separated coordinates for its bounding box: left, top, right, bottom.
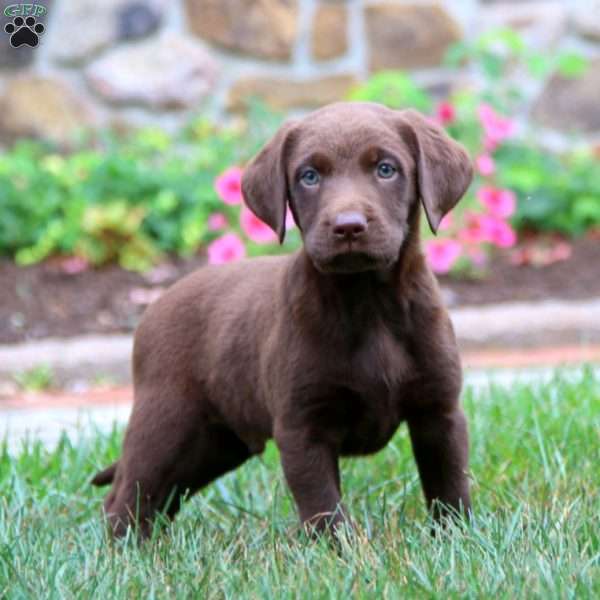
1, 370, 598, 599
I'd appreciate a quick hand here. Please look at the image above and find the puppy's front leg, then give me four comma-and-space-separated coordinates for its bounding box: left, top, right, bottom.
407, 408, 471, 520
275, 427, 346, 534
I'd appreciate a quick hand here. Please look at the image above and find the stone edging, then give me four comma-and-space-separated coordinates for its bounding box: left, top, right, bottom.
451, 298, 600, 348
0, 299, 599, 385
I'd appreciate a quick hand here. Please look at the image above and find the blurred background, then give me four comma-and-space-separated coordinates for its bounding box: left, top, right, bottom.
1, 0, 600, 398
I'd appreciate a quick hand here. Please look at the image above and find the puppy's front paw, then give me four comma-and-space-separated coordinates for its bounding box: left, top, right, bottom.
301, 504, 352, 539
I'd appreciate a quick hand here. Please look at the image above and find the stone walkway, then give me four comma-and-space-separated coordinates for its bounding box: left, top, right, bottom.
2, 298, 599, 388
2, 403, 131, 454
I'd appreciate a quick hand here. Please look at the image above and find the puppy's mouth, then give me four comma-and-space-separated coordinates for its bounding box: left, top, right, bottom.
315, 250, 390, 274
306, 228, 405, 274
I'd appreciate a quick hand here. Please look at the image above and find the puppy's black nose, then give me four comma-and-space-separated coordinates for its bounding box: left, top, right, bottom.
333, 212, 368, 240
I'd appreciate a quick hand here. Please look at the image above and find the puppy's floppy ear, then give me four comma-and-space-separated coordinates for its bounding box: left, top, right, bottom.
241, 121, 298, 244
397, 109, 473, 234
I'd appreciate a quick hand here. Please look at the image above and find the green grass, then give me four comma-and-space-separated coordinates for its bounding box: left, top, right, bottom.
13, 365, 55, 392
1, 370, 599, 598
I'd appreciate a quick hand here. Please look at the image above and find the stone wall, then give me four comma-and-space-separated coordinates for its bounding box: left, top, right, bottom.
1, 0, 600, 146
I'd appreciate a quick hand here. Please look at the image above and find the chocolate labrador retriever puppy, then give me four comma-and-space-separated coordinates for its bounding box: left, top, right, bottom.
92, 102, 473, 537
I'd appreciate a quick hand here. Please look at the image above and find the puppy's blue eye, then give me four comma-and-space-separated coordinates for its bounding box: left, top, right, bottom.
376, 162, 396, 179
300, 168, 320, 186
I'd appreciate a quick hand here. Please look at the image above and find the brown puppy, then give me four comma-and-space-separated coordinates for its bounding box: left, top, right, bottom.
92, 102, 473, 537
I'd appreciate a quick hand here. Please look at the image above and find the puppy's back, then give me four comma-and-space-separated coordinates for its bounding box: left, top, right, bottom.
131, 255, 290, 394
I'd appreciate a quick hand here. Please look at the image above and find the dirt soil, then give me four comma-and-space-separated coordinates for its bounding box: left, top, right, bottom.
1, 238, 599, 345
439, 237, 600, 306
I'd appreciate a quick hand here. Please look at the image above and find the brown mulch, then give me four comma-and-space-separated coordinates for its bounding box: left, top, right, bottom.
439, 237, 600, 306
0, 255, 206, 344
1, 238, 599, 345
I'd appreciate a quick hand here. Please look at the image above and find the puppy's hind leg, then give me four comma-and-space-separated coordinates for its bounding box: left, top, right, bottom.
102, 390, 252, 538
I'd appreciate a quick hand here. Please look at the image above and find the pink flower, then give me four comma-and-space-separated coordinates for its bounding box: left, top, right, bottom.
425, 239, 462, 274
510, 240, 572, 266
145, 264, 177, 284
435, 102, 456, 126
60, 256, 89, 274
484, 135, 500, 153
459, 212, 490, 245
551, 241, 572, 262
129, 287, 165, 306
476, 154, 495, 177
466, 245, 488, 267
477, 186, 516, 219
477, 103, 514, 147
285, 209, 296, 231
438, 213, 453, 232
207, 212, 227, 231
215, 167, 243, 205
207, 232, 246, 264
485, 217, 517, 248
240, 206, 277, 244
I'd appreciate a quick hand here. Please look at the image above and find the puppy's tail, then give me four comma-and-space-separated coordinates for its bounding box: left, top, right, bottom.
91, 461, 118, 486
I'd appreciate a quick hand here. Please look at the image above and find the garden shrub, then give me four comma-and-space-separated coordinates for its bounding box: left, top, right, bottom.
497, 144, 600, 237
0, 104, 285, 271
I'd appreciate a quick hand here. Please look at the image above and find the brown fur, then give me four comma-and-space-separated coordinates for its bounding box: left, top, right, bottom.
92, 102, 473, 537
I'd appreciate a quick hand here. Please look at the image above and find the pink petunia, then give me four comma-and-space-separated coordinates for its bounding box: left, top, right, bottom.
207, 212, 228, 231
510, 240, 572, 267
129, 287, 165, 306
438, 213, 453, 232
459, 212, 490, 245
435, 102, 456, 126
425, 239, 462, 274
551, 241, 572, 262
477, 103, 514, 147
285, 209, 296, 231
465, 245, 488, 267
483, 135, 500, 153
240, 206, 277, 244
215, 166, 243, 205
207, 232, 246, 264
485, 217, 517, 248
60, 256, 89, 274
476, 154, 496, 177
477, 186, 516, 219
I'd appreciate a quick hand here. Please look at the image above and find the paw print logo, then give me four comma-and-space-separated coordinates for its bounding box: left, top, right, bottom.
4, 16, 45, 48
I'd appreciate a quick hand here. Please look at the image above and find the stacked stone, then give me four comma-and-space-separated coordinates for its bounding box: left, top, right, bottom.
0, 0, 599, 146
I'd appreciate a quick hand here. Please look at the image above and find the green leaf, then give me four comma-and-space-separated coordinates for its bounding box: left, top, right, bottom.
348, 71, 432, 112
556, 52, 588, 78
480, 53, 506, 80
526, 54, 552, 78
478, 28, 526, 54
444, 41, 469, 67
573, 195, 600, 223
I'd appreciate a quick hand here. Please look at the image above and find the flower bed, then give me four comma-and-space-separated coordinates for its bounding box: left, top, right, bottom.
0, 29, 598, 280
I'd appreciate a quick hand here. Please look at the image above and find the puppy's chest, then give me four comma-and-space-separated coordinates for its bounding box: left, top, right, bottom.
334, 322, 418, 454
347, 317, 417, 390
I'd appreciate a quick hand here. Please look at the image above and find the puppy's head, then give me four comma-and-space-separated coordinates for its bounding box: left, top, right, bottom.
242, 102, 472, 274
